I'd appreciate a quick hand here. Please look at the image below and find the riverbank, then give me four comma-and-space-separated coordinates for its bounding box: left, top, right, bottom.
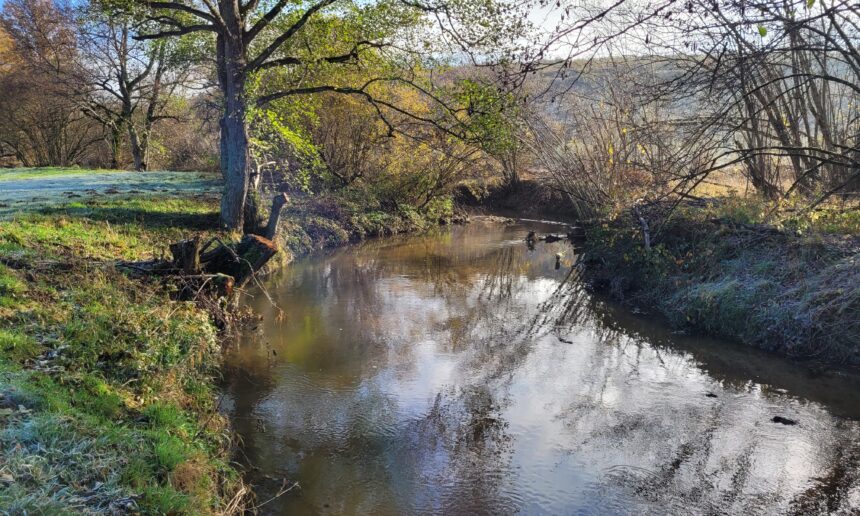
0, 172, 452, 513
455, 179, 579, 221
581, 198, 860, 366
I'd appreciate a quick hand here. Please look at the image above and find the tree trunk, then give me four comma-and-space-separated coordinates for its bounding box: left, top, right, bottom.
264, 193, 289, 240
216, 22, 252, 231
128, 124, 146, 171
219, 86, 249, 232
243, 178, 266, 234
109, 125, 122, 169
134, 45, 167, 173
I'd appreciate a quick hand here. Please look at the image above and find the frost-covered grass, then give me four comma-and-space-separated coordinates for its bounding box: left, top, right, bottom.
0, 194, 242, 513
0, 168, 222, 219
584, 199, 860, 365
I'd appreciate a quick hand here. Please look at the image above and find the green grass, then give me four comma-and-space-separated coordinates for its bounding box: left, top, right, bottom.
0, 194, 242, 514
0, 197, 220, 263
0, 264, 26, 307
0, 329, 39, 361
0, 167, 125, 181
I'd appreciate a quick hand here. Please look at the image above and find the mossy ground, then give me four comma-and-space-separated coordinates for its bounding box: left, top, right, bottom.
0, 177, 452, 513
583, 198, 860, 366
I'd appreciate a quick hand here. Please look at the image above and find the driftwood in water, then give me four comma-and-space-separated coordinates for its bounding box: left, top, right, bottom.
526, 232, 578, 245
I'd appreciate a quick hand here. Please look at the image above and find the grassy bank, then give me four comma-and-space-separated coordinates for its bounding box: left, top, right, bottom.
582, 198, 860, 366
0, 184, 452, 513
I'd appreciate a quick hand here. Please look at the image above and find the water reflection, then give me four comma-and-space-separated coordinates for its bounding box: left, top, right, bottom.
223, 219, 860, 515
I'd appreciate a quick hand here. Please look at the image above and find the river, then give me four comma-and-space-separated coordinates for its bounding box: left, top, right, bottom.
222, 218, 860, 515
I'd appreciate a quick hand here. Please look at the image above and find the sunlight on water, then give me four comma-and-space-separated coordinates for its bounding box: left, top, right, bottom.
223, 219, 860, 515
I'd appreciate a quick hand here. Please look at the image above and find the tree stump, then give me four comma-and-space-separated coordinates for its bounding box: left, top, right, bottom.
201, 234, 278, 289
118, 195, 287, 321
169, 237, 201, 274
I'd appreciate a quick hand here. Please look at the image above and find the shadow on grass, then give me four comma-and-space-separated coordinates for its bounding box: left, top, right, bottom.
44, 206, 220, 231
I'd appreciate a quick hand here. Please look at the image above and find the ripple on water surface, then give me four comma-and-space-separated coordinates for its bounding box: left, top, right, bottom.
223, 219, 860, 515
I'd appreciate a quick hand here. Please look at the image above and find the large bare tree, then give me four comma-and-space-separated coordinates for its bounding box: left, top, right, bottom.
76, 10, 185, 171
0, 0, 103, 166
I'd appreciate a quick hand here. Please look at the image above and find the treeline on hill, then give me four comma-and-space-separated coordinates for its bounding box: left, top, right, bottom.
488, 0, 860, 221
490, 0, 858, 362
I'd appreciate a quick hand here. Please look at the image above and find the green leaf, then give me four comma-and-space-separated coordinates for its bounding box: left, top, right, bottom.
758, 25, 767, 37
806, 0, 815, 8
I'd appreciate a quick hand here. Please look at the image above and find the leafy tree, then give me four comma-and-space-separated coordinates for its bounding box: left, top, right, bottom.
454, 77, 525, 185
122, 0, 526, 232
0, 0, 103, 166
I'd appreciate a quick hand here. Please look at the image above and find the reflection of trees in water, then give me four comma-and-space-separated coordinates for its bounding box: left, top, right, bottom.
521, 266, 591, 335
477, 245, 520, 303
405, 385, 515, 515
232, 226, 860, 514
599, 415, 860, 514
475, 267, 860, 514
787, 426, 860, 515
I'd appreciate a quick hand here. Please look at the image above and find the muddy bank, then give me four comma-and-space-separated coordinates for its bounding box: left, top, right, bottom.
455, 179, 579, 221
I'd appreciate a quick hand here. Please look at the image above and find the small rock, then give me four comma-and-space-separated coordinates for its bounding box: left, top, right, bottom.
705, 393, 718, 398
772, 416, 797, 425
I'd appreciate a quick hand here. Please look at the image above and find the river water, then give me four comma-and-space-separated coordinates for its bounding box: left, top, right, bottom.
222, 218, 860, 515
